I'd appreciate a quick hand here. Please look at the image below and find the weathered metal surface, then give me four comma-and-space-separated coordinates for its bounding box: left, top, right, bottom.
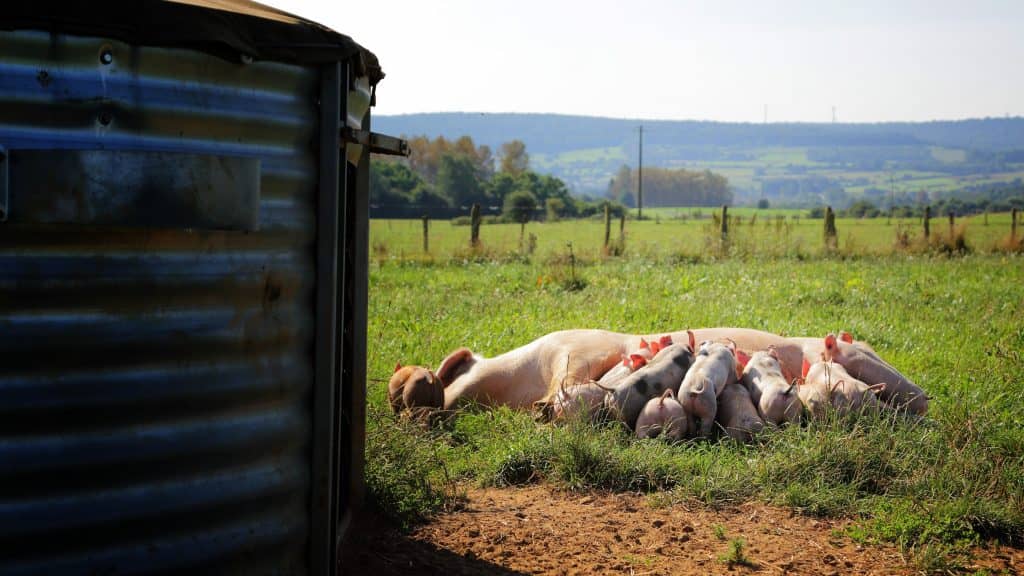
6, 150, 260, 229
0, 145, 7, 221
0, 28, 322, 575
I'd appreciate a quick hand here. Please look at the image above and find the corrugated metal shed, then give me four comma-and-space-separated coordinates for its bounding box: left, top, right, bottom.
0, 2, 384, 574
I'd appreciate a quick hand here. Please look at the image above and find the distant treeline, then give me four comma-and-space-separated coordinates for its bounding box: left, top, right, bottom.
370, 136, 623, 219
606, 165, 732, 207
811, 182, 1024, 219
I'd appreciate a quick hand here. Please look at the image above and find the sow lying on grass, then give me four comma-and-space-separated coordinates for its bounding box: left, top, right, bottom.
387, 328, 929, 427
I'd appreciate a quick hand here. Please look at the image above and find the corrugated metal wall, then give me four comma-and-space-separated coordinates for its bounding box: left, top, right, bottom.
0, 30, 321, 574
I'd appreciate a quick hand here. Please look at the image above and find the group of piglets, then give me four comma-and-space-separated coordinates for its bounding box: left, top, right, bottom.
552, 332, 920, 442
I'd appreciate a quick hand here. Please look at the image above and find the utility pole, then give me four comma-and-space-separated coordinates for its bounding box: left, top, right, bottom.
637, 125, 644, 220
889, 172, 896, 224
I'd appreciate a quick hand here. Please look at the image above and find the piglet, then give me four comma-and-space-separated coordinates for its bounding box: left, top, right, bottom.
799, 359, 887, 420
552, 382, 611, 422
821, 334, 927, 415
716, 381, 764, 442
742, 349, 801, 427
605, 344, 695, 430
636, 389, 688, 440
678, 341, 737, 438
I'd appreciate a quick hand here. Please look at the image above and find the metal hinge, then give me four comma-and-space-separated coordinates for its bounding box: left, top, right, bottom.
340, 127, 409, 157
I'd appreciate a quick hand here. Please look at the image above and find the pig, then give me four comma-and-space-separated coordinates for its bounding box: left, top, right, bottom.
741, 348, 802, 427
715, 381, 764, 442
596, 348, 652, 390
677, 341, 738, 438
821, 333, 928, 415
791, 334, 927, 416
635, 389, 688, 440
605, 344, 695, 430
799, 359, 887, 420
388, 363, 444, 415
551, 382, 611, 422
392, 327, 916, 414
553, 346, 655, 422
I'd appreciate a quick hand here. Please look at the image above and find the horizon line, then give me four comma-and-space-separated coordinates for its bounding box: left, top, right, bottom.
374, 110, 1024, 125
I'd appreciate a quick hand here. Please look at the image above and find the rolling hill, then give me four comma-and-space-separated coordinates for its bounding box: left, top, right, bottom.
374, 113, 1024, 206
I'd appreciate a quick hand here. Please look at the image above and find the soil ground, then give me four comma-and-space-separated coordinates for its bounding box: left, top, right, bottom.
340, 485, 1022, 575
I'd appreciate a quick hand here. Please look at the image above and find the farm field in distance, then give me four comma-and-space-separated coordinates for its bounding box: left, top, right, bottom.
371, 210, 1019, 263
363, 220, 1024, 573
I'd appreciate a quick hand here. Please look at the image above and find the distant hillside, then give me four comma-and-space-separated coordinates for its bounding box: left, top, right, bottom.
374, 113, 1024, 206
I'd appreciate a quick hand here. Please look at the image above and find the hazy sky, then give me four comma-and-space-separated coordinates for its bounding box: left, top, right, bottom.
268, 0, 1023, 123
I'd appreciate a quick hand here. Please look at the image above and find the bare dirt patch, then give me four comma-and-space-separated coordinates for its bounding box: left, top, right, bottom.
341, 485, 1023, 575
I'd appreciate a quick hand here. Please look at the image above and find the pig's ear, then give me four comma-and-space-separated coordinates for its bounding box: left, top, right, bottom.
436, 347, 476, 386
801, 358, 811, 379
640, 338, 649, 350
831, 379, 844, 393
824, 334, 838, 358
621, 354, 630, 367
687, 330, 696, 353
650, 341, 662, 355
659, 335, 674, 348
868, 383, 886, 395
630, 354, 647, 369
839, 331, 854, 344
393, 362, 403, 374
736, 350, 751, 369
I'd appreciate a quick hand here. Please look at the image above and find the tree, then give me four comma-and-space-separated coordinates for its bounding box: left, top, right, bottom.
487, 172, 518, 207
545, 197, 566, 221
499, 140, 529, 174
437, 153, 486, 209
503, 190, 537, 241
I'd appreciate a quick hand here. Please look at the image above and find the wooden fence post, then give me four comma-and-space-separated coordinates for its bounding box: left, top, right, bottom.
603, 204, 611, 249
470, 203, 481, 247
824, 206, 837, 250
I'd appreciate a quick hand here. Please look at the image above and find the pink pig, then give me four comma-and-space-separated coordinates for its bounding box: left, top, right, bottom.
635, 389, 688, 440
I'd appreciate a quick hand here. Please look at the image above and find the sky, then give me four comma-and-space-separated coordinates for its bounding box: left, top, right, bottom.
267, 0, 1024, 123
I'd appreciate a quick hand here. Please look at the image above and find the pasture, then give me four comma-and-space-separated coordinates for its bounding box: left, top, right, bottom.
365, 221, 1023, 572
370, 211, 1019, 263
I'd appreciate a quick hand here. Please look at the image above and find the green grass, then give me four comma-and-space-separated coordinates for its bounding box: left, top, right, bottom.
372, 212, 1020, 263
366, 240, 1024, 570
718, 538, 755, 567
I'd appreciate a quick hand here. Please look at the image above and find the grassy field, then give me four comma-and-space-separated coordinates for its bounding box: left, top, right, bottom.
364, 213, 1019, 565
371, 211, 1021, 264
366, 219, 1024, 571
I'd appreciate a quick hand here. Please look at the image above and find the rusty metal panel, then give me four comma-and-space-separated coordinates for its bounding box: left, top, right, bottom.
0, 29, 322, 575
